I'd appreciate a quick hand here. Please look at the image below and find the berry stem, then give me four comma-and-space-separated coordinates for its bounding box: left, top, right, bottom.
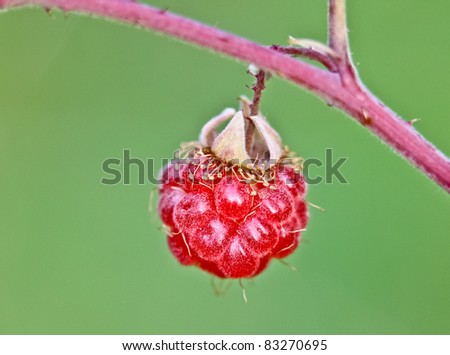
249, 69, 266, 117
1, 0, 449, 192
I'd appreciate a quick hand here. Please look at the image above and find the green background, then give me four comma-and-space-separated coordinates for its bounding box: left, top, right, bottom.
1, 0, 449, 334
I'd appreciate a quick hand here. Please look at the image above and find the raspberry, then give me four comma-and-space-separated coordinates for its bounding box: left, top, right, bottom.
158, 103, 308, 279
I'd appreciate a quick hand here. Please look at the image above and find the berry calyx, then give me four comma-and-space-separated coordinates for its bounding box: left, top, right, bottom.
158, 100, 308, 279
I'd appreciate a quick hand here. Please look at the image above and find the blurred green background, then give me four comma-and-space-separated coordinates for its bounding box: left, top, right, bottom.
0, 0, 449, 334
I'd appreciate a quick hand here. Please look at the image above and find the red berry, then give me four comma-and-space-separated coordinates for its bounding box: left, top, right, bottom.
158, 104, 308, 279
158, 151, 308, 278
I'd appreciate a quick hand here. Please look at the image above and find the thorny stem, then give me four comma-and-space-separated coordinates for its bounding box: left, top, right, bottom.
1, 0, 449, 193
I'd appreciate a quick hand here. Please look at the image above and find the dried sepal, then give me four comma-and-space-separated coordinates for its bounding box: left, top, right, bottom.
200, 100, 285, 172
199, 108, 236, 147
210, 110, 251, 164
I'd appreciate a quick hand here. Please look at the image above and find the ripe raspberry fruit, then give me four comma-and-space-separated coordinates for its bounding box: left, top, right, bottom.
158, 101, 308, 279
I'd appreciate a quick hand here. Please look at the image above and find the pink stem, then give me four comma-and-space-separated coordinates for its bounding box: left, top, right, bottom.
328, 0, 358, 88
1, 0, 449, 192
